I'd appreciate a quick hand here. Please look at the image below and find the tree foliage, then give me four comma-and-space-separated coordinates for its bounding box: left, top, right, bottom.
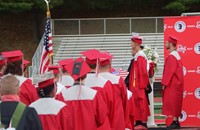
0, 0, 63, 13
1, 0, 200, 15
164, 0, 200, 13
62, 0, 124, 10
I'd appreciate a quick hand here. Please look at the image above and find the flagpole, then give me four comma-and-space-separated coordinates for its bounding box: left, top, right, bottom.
44, 0, 51, 18
44, 0, 53, 65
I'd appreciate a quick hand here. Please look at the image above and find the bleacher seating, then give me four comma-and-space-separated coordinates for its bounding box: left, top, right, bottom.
53, 33, 164, 81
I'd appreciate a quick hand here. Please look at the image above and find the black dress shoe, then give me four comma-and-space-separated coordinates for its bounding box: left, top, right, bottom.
167, 121, 180, 129
135, 120, 142, 127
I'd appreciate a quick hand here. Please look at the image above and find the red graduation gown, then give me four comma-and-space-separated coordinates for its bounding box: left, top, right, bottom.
99, 72, 129, 130
161, 51, 184, 117
56, 82, 65, 95
129, 51, 150, 122
15, 75, 39, 105
55, 86, 71, 101
57, 85, 108, 130
85, 73, 114, 130
30, 98, 72, 130
126, 90, 134, 130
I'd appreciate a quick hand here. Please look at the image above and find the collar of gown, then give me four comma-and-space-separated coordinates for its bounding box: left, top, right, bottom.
1, 94, 20, 102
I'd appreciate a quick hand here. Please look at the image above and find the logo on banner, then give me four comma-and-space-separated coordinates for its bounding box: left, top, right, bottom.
194, 88, 200, 99
174, 21, 186, 32
196, 66, 200, 74
197, 111, 200, 119
183, 66, 187, 76
194, 43, 200, 54
164, 24, 167, 31
196, 21, 200, 28
179, 110, 187, 122
183, 91, 187, 98
177, 45, 187, 53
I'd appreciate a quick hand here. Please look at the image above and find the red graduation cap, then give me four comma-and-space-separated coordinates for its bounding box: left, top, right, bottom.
131, 36, 142, 44
23, 59, 30, 68
64, 57, 91, 80
58, 58, 74, 70
80, 49, 101, 65
38, 78, 54, 89
1, 50, 24, 62
99, 51, 113, 66
0, 55, 6, 66
46, 65, 61, 75
166, 35, 178, 45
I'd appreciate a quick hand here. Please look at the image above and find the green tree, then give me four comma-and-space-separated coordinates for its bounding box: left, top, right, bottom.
164, 0, 200, 14
0, 0, 63, 43
62, 0, 125, 10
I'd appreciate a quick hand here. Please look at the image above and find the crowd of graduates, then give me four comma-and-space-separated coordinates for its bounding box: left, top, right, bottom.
0, 35, 184, 130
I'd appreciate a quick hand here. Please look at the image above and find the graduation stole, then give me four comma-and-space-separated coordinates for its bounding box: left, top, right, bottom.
129, 61, 136, 89
0, 102, 26, 130
133, 69, 136, 87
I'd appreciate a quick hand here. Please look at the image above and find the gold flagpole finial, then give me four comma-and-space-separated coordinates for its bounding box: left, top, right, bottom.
46, 5, 51, 18
44, 0, 51, 17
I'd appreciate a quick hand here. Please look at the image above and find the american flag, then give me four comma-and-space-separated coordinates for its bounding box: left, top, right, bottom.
112, 68, 129, 79
39, 17, 53, 74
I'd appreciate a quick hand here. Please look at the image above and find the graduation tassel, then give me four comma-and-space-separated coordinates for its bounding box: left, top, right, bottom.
78, 78, 82, 100
95, 59, 99, 77
133, 79, 136, 87
133, 69, 136, 87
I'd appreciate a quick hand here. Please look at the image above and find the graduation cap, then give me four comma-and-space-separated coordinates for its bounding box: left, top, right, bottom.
58, 58, 74, 70
46, 65, 61, 75
64, 57, 91, 80
23, 59, 30, 68
80, 49, 101, 65
32, 71, 54, 89
1, 50, 24, 62
131, 36, 142, 45
166, 35, 178, 45
99, 51, 113, 66
0, 55, 6, 66
38, 78, 55, 89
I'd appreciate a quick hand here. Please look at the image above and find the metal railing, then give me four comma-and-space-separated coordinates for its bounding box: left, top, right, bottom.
181, 12, 200, 16
30, 34, 44, 77
52, 17, 164, 35
30, 17, 165, 77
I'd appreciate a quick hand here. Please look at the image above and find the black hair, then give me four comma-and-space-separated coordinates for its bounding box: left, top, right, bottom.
38, 83, 54, 98
172, 43, 176, 47
4, 60, 22, 76
62, 70, 68, 73
0, 65, 4, 71
140, 45, 144, 50
88, 64, 96, 70
0, 55, 5, 70
76, 74, 87, 82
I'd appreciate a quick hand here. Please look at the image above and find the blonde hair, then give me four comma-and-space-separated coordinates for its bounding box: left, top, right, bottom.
0, 74, 19, 95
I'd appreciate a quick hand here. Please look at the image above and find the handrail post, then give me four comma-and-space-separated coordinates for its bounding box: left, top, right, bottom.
104, 19, 106, 34
147, 78, 157, 127
51, 19, 54, 35
155, 18, 158, 33
79, 20, 81, 35
129, 18, 132, 34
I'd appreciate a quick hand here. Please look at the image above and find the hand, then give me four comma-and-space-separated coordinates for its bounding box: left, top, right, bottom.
162, 85, 166, 90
